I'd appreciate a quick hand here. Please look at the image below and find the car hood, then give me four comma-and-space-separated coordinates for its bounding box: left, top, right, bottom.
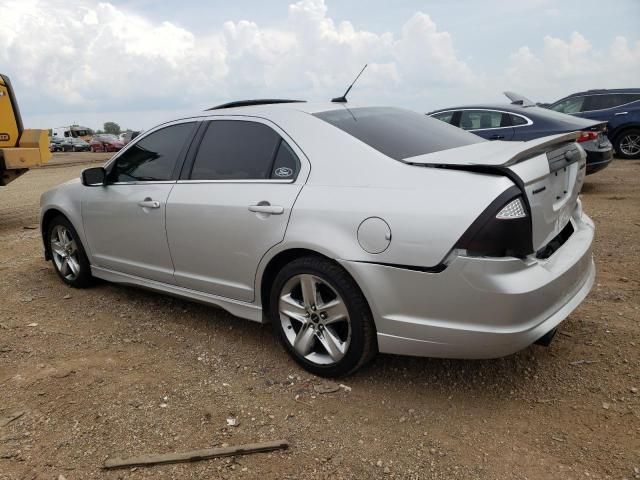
405, 132, 581, 167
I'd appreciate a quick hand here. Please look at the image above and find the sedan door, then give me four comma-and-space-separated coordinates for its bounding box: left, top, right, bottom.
166, 118, 307, 302
460, 110, 514, 140
82, 121, 198, 283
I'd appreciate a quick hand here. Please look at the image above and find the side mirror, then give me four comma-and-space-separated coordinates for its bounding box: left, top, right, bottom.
81, 167, 106, 186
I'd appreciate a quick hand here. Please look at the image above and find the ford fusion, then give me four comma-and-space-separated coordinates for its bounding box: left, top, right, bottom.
40, 102, 595, 377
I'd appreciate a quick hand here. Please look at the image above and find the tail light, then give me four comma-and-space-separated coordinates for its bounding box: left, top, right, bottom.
577, 131, 599, 143
455, 186, 533, 258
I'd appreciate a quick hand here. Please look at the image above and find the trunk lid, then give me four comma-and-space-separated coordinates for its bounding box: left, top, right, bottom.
406, 132, 587, 252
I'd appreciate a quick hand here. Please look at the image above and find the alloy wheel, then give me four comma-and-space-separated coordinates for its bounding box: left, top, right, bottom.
620, 133, 640, 157
278, 274, 352, 366
50, 225, 81, 281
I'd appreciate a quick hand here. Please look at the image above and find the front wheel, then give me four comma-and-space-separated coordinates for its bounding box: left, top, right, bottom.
614, 129, 640, 159
47, 216, 93, 288
270, 256, 377, 377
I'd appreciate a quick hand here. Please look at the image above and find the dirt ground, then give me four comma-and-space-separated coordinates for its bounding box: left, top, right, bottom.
1, 153, 639, 480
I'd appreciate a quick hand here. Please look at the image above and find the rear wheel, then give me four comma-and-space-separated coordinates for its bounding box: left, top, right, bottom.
47, 216, 93, 288
270, 256, 377, 377
614, 129, 640, 159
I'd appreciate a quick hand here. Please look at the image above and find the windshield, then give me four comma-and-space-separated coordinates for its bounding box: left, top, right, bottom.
314, 107, 483, 161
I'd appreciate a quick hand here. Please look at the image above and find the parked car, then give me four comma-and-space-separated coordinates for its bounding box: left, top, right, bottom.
429, 94, 613, 174
543, 88, 640, 159
90, 134, 124, 152
118, 131, 141, 145
59, 137, 91, 152
49, 136, 64, 152
40, 101, 595, 377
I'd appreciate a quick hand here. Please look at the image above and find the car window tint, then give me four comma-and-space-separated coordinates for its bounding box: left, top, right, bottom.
622, 93, 640, 104
550, 96, 585, 114
585, 95, 618, 111
270, 140, 299, 179
510, 114, 528, 126
591, 93, 640, 109
459, 110, 503, 130
190, 120, 281, 180
109, 122, 196, 182
431, 111, 455, 124
314, 107, 482, 161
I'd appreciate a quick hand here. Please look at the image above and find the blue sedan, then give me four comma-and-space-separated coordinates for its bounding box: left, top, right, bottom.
429, 95, 613, 175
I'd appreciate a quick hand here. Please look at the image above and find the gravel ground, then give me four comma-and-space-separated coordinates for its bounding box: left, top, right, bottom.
1, 153, 639, 479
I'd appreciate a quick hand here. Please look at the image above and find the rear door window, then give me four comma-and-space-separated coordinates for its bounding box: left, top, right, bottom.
459, 110, 509, 130
108, 122, 196, 182
314, 107, 482, 161
190, 120, 299, 181
585, 95, 618, 111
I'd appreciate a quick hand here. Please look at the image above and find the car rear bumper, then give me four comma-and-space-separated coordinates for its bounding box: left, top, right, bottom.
585, 148, 613, 174
339, 204, 595, 359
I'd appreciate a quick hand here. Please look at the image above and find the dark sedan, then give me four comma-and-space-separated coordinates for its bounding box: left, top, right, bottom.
429, 96, 613, 175
59, 137, 91, 152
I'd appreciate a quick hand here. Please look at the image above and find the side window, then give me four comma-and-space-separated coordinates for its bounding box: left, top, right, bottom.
585, 95, 617, 111
622, 93, 640, 105
270, 141, 299, 179
598, 93, 640, 109
109, 122, 196, 182
459, 110, 504, 130
431, 112, 455, 124
190, 120, 299, 181
510, 114, 528, 126
550, 96, 585, 114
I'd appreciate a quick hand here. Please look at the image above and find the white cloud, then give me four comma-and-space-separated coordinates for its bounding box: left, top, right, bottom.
0, 0, 475, 127
0, 0, 638, 129
505, 32, 640, 102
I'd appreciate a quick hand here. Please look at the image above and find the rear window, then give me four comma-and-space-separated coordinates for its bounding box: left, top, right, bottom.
314, 107, 483, 161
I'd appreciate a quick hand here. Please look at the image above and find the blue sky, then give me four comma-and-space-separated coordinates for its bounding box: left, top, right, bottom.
1, 0, 638, 130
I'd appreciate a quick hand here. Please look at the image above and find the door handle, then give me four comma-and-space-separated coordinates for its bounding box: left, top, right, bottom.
490, 134, 505, 140
249, 203, 284, 215
138, 198, 161, 209
614, 111, 628, 116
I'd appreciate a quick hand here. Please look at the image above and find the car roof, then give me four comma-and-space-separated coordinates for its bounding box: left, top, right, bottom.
201, 101, 351, 116
562, 88, 640, 97
154, 101, 374, 126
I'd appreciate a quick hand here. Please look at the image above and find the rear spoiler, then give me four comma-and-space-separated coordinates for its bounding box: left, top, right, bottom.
504, 131, 580, 166
406, 132, 581, 168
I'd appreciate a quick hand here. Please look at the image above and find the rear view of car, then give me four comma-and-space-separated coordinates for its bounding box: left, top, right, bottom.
546, 89, 640, 159
429, 102, 613, 174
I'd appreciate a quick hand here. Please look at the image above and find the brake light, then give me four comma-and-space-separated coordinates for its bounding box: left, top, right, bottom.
455, 187, 533, 258
577, 131, 599, 143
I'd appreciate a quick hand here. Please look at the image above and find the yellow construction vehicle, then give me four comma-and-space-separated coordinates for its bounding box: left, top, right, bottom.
0, 74, 51, 186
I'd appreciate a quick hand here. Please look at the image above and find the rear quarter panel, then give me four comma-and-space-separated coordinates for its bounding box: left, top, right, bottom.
253, 109, 515, 297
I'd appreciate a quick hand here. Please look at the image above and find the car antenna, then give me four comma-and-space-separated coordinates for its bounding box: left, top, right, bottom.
331, 64, 368, 103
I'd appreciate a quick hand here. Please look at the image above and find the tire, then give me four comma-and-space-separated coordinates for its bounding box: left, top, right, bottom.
269, 256, 377, 377
613, 128, 640, 159
47, 215, 93, 288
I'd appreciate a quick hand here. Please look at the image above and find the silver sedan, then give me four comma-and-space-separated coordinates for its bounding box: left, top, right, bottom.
40, 102, 595, 377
